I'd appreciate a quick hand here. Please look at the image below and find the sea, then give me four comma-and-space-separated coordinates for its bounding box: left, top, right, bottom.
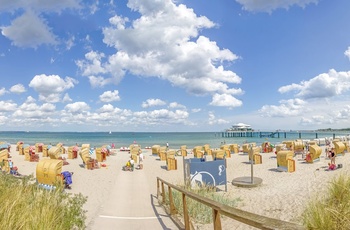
0, 131, 349, 149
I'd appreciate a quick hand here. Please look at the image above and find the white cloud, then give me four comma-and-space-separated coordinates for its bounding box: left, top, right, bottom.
25, 96, 36, 103
1, 10, 58, 48
77, 0, 241, 107
99, 90, 120, 102
208, 111, 229, 125
29, 74, 78, 103
64, 101, 90, 114
279, 69, 350, 100
0, 101, 17, 112
344, 47, 350, 61
235, 0, 318, 13
62, 93, 72, 103
169, 102, 186, 109
259, 98, 307, 117
191, 108, 201, 113
10, 84, 26, 94
142, 98, 166, 108
0, 88, 7, 96
209, 93, 242, 108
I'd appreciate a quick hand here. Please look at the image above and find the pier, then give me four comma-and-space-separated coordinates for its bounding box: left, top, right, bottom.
221, 131, 349, 140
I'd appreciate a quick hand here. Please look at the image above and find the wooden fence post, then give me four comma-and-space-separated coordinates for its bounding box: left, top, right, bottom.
213, 208, 222, 230
182, 193, 190, 230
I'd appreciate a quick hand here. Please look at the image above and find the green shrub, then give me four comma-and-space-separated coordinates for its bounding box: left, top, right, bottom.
303, 174, 350, 230
0, 174, 87, 230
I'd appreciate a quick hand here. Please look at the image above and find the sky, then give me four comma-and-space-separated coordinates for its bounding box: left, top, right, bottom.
1, 0, 350, 132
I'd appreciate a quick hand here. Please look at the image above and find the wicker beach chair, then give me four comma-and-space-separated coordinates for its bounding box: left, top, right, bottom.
36, 159, 64, 186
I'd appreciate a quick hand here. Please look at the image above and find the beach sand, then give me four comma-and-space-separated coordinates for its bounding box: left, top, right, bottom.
7, 144, 350, 229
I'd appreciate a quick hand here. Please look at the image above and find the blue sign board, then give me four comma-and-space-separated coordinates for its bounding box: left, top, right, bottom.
185, 159, 226, 187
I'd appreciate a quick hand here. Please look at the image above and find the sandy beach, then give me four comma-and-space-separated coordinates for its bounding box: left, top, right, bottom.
6, 143, 350, 229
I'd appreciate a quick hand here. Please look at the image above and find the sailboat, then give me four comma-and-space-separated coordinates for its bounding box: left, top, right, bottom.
109, 131, 112, 134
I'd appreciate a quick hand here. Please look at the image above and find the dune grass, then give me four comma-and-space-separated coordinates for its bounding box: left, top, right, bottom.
303, 173, 350, 230
0, 173, 87, 230
165, 185, 241, 224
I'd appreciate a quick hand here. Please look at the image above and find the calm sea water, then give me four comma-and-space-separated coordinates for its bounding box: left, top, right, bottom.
0, 131, 349, 149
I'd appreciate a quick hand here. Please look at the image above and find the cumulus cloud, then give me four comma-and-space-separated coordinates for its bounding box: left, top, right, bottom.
142, 98, 166, 108
169, 102, 186, 109
1, 10, 58, 48
64, 101, 90, 114
0, 101, 17, 112
99, 90, 121, 102
209, 93, 242, 108
29, 74, 78, 103
10, 84, 26, 94
235, 0, 318, 13
278, 69, 350, 100
77, 0, 242, 108
259, 98, 307, 117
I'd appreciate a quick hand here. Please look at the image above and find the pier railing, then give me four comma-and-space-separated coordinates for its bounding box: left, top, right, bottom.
157, 177, 304, 230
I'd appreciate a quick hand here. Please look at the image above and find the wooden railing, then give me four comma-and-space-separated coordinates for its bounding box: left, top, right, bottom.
157, 177, 304, 230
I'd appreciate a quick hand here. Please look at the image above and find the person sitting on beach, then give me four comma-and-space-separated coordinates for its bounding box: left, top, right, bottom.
123, 158, 135, 171
61, 171, 73, 189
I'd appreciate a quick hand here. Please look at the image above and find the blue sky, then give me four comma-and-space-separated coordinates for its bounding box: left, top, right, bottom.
1, 0, 350, 132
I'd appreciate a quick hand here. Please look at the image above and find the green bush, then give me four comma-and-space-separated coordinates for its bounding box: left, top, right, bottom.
303, 174, 350, 230
0, 174, 87, 230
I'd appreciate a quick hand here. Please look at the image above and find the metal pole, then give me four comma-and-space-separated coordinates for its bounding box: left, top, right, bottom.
250, 144, 253, 184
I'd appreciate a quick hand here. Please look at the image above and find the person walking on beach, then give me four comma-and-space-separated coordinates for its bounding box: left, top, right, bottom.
138, 150, 144, 170
166, 142, 169, 150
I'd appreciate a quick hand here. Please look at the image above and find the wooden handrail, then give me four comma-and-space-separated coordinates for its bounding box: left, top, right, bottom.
157, 177, 304, 230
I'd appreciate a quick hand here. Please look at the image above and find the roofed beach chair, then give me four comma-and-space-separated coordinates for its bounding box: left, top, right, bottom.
79, 148, 98, 170
333, 141, 346, 156
229, 144, 239, 154
293, 140, 304, 155
220, 145, 231, 158
68, 146, 78, 159
0, 149, 10, 173
159, 146, 167, 161
49, 146, 61, 159
248, 146, 262, 164
36, 159, 63, 188
152, 145, 160, 155
24, 145, 39, 162
242, 143, 256, 154
16, 141, 23, 151
42, 144, 51, 157
203, 144, 212, 155
305, 144, 322, 163
277, 150, 295, 172
193, 146, 204, 158
178, 145, 187, 156
56, 143, 66, 154
95, 147, 107, 162
35, 143, 44, 153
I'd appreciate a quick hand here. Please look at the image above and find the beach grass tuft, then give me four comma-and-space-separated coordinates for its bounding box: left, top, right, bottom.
165, 184, 241, 224
0, 173, 87, 230
303, 173, 350, 230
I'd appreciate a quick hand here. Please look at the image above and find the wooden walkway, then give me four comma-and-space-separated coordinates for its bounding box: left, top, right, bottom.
88, 153, 179, 230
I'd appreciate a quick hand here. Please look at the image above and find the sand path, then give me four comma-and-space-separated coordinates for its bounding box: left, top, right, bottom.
88, 152, 179, 230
